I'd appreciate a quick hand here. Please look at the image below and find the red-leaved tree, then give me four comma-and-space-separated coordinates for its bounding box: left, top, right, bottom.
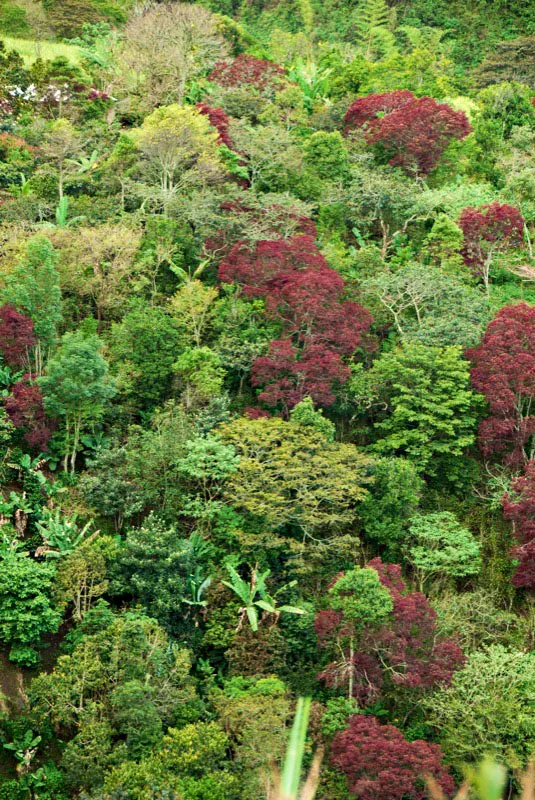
0, 304, 36, 370
208, 54, 285, 92
196, 103, 233, 148
502, 461, 535, 587
344, 91, 471, 175
330, 715, 455, 800
251, 340, 351, 409
219, 235, 372, 410
343, 91, 415, 130
467, 303, 535, 465
460, 203, 525, 293
5, 379, 54, 451
316, 559, 464, 705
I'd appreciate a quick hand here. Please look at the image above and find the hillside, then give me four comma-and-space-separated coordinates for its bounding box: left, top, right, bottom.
0, 1, 535, 799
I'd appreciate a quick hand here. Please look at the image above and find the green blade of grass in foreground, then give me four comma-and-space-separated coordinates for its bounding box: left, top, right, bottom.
280, 697, 312, 799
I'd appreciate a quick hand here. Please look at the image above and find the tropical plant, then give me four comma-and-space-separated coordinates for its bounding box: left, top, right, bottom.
222, 563, 306, 632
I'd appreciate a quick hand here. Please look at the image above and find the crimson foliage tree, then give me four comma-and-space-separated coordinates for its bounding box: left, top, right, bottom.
5, 379, 54, 452
460, 202, 524, 292
344, 91, 471, 175
502, 461, 535, 588
467, 303, 535, 465
219, 235, 372, 409
316, 559, 463, 704
330, 715, 454, 800
208, 54, 285, 91
0, 304, 36, 370
196, 103, 233, 148
251, 340, 350, 408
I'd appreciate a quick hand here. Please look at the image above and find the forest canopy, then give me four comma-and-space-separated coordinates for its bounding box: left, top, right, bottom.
0, 0, 534, 798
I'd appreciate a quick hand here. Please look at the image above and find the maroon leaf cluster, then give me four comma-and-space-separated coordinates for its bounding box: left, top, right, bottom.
251, 340, 351, 409
343, 90, 415, 130
502, 461, 535, 587
315, 559, 464, 704
467, 303, 535, 465
5, 378, 54, 452
218, 234, 372, 409
208, 54, 285, 92
344, 90, 471, 175
196, 102, 233, 148
330, 714, 455, 800
460, 202, 524, 284
0, 304, 36, 370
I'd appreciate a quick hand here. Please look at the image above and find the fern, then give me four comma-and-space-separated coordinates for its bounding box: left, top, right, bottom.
353, 0, 397, 61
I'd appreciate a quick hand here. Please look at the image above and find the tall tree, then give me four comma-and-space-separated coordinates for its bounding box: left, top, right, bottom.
459, 202, 525, 293
468, 303, 535, 466
39, 328, 115, 472
3, 236, 62, 373
365, 343, 479, 483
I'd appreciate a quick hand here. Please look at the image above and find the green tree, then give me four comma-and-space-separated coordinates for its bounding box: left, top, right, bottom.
39, 328, 115, 472
353, 0, 396, 61
406, 511, 482, 590
324, 567, 393, 698
54, 536, 114, 622
303, 131, 349, 181
367, 343, 480, 483
0, 544, 61, 665
41, 118, 84, 201
212, 677, 291, 799
364, 263, 489, 348
174, 346, 225, 410
3, 236, 62, 372
359, 457, 423, 556
289, 396, 335, 441
109, 305, 181, 411
29, 606, 198, 742
427, 646, 535, 772
170, 279, 219, 347
112, 517, 211, 637
131, 104, 222, 212
218, 415, 372, 541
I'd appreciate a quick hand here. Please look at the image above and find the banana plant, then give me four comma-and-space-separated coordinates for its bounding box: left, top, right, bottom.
222, 563, 306, 632
288, 60, 332, 113
68, 149, 99, 174
183, 566, 212, 624
3, 730, 42, 772
35, 508, 97, 558
54, 196, 87, 228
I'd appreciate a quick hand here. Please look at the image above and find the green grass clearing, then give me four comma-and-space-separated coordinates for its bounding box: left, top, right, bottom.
1, 35, 83, 66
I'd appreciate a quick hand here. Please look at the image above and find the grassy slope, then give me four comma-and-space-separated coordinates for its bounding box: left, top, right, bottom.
1, 35, 83, 65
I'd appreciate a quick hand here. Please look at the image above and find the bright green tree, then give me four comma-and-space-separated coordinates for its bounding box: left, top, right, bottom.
427, 646, 535, 772
0, 544, 61, 666
3, 235, 62, 372
406, 511, 482, 590
39, 328, 115, 472
174, 346, 225, 410
368, 343, 480, 483
325, 567, 393, 698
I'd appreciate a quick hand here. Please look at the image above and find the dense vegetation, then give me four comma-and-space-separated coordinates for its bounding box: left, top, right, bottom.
0, 0, 535, 797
